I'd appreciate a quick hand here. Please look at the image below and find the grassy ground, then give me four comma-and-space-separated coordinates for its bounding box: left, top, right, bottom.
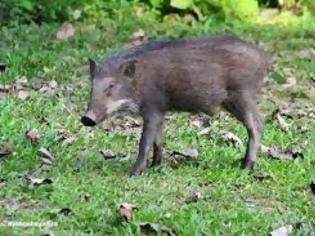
0, 18, 315, 235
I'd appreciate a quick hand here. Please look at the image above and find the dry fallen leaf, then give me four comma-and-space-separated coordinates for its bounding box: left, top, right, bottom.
31, 79, 46, 90
270, 225, 293, 236
192, 191, 202, 201
271, 107, 293, 120
31, 178, 53, 185
272, 103, 315, 121
25, 128, 41, 143
38, 85, 50, 93
220, 130, 243, 146
0, 197, 42, 213
189, 115, 209, 129
190, 118, 203, 129
49, 80, 58, 89
123, 115, 141, 128
25, 176, 53, 189
62, 136, 76, 146
197, 127, 212, 136
24, 147, 54, 176
39, 147, 54, 165
56, 23, 75, 40
39, 147, 54, 160
268, 147, 303, 160
276, 113, 290, 132
170, 147, 199, 160
0, 84, 11, 93
119, 154, 133, 162
281, 77, 296, 89
0, 146, 13, 159
298, 48, 315, 62
119, 203, 138, 223
140, 222, 178, 236
100, 149, 116, 160
17, 90, 30, 100
186, 191, 203, 204
102, 115, 141, 132
170, 147, 199, 168
297, 125, 309, 134
15, 77, 28, 90
55, 129, 76, 146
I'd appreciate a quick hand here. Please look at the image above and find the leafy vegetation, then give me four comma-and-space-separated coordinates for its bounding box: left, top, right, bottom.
1, 0, 314, 25
0, 0, 315, 235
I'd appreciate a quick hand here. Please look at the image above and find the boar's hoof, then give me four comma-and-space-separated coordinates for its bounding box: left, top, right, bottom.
129, 169, 143, 177
129, 165, 146, 177
241, 159, 256, 170
151, 159, 162, 167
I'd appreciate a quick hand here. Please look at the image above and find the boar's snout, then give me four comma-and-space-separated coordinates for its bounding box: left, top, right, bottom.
81, 110, 97, 127
81, 116, 96, 127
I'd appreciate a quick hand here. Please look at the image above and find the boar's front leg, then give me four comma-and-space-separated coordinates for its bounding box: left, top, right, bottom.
129, 110, 164, 176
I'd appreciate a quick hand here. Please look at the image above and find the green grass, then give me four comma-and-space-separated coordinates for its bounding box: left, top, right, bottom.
0, 19, 315, 235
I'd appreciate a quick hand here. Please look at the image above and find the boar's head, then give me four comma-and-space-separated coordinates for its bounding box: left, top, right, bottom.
81, 58, 139, 127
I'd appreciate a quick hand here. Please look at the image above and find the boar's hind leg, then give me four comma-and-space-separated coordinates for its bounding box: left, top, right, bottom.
152, 123, 163, 166
223, 91, 262, 169
129, 111, 164, 176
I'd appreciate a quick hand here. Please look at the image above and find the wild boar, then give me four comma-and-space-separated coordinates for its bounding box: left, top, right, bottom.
81, 36, 268, 176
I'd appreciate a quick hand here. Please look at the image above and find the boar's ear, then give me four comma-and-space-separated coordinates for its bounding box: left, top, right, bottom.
120, 59, 137, 78
89, 58, 97, 76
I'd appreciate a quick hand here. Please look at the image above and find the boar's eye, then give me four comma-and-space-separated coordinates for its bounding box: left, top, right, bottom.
104, 83, 115, 96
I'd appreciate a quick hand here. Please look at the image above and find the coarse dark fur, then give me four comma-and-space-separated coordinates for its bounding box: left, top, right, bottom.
81, 36, 269, 176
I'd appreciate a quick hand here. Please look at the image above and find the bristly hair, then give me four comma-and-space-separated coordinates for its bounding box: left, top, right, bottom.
107, 41, 170, 63
103, 35, 245, 65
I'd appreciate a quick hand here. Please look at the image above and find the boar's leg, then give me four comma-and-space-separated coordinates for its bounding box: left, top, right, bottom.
223, 91, 262, 169
152, 123, 164, 166
129, 111, 165, 176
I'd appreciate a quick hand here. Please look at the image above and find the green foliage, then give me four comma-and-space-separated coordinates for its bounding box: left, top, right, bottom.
0, 0, 80, 24
303, 0, 315, 15
222, 0, 259, 22
170, 0, 193, 9
0, 0, 314, 27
